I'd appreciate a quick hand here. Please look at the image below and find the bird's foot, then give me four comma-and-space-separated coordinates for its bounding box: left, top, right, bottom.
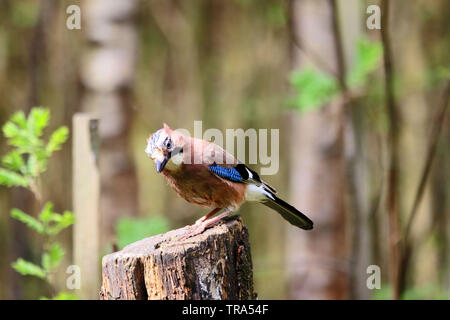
175, 210, 233, 241
175, 223, 207, 241
194, 216, 206, 226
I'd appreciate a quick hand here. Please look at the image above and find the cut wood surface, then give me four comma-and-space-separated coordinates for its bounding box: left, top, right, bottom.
100, 215, 255, 300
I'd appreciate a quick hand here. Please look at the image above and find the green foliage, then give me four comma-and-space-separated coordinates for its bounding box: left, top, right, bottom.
0, 107, 69, 187
46, 126, 69, 154
426, 66, 450, 89
264, 2, 286, 28
37, 202, 76, 236
402, 283, 449, 300
347, 38, 383, 88
11, 1, 39, 28
372, 283, 449, 300
0, 168, 28, 187
371, 283, 393, 300
10, 202, 74, 273
289, 38, 382, 113
2, 150, 25, 171
10, 208, 44, 234
1, 107, 75, 300
12, 259, 47, 279
116, 216, 170, 249
42, 243, 65, 272
40, 292, 78, 300
27, 108, 50, 137
290, 68, 339, 112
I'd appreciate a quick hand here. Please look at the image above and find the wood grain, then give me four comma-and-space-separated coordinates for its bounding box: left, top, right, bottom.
100, 215, 255, 300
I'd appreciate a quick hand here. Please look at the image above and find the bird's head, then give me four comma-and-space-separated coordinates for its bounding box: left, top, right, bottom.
146, 123, 184, 173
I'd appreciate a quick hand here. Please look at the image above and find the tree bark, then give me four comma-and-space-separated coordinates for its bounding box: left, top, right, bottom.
286, 0, 349, 299
100, 216, 255, 300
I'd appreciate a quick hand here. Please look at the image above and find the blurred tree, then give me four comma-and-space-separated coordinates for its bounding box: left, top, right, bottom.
286, 0, 351, 299
80, 0, 139, 248
393, 0, 449, 297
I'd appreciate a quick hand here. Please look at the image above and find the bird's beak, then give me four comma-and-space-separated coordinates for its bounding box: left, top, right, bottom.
156, 153, 170, 173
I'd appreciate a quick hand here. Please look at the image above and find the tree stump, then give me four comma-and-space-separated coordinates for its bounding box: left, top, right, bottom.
100, 215, 255, 300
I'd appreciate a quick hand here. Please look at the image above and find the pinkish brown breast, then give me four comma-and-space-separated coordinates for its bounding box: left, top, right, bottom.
161, 163, 246, 210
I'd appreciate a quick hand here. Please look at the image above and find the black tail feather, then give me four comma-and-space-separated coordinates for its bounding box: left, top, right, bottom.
262, 195, 313, 230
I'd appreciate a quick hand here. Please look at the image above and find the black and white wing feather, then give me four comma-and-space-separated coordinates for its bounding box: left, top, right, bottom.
208, 162, 313, 230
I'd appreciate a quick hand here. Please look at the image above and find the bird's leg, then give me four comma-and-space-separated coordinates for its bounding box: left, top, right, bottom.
194, 207, 222, 226
178, 209, 233, 240
175, 208, 222, 240
197, 209, 233, 230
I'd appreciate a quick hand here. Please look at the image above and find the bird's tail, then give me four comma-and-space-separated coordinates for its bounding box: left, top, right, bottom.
262, 192, 313, 230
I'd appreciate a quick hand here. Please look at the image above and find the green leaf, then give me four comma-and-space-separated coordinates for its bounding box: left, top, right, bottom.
10, 111, 28, 129
47, 211, 75, 235
0, 168, 28, 187
347, 38, 382, 87
9, 134, 37, 150
27, 107, 49, 137
3, 122, 39, 150
26, 153, 47, 177
34, 148, 49, 174
27, 154, 39, 177
48, 242, 65, 269
2, 111, 42, 150
46, 126, 69, 154
12, 258, 46, 279
290, 68, 339, 112
10, 208, 44, 233
41, 253, 50, 271
38, 202, 54, 223
2, 150, 25, 172
2, 121, 20, 138
42, 242, 65, 271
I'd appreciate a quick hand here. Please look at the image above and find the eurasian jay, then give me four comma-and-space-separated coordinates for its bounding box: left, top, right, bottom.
145, 124, 313, 237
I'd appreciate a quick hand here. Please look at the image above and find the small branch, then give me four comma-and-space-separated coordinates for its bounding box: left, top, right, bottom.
398, 79, 450, 296
28, 177, 42, 204
287, 0, 339, 79
329, 0, 347, 91
403, 79, 450, 243
381, 0, 401, 300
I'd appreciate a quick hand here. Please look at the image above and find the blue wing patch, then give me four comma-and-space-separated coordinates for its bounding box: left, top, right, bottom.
209, 165, 243, 182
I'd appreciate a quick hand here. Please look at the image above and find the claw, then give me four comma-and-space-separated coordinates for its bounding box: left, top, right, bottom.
172, 210, 233, 242
175, 224, 206, 241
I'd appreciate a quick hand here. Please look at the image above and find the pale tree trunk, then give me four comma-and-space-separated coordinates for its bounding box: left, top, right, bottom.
335, 0, 371, 299
286, 0, 349, 299
80, 0, 138, 246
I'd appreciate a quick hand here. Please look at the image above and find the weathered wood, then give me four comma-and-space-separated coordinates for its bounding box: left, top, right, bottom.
73, 114, 101, 299
100, 215, 255, 300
